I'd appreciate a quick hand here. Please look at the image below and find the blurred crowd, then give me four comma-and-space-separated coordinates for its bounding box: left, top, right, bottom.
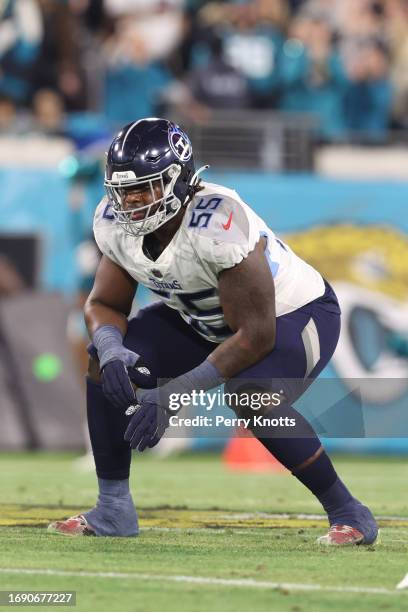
1, 0, 408, 142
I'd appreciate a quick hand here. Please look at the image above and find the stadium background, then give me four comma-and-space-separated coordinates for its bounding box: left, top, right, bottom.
0, 0, 408, 456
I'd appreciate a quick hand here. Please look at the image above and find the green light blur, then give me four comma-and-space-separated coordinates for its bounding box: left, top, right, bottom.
32, 353, 62, 382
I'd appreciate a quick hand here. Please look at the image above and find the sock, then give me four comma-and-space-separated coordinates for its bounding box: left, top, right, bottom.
86, 377, 131, 480
255, 404, 347, 503
319, 478, 377, 542
84, 477, 138, 537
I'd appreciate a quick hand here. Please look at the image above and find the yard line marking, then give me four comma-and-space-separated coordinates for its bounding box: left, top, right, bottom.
396, 573, 408, 590
0, 568, 405, 596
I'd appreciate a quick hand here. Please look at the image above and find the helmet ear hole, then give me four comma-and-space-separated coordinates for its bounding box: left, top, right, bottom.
167, 165, 178, 179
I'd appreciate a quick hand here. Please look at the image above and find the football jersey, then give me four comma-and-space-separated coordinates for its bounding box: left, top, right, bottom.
93, 181, 325, 343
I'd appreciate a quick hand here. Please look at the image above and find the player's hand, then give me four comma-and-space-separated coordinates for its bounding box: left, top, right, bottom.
124, 388, 169, 452
101, 355, 155, 410
101, 359, 137, 409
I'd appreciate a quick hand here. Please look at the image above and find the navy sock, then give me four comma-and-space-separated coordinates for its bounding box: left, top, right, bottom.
256, 405, 345, 502
293, 449, 338, 496
318, 479, 378, 542
318, 477, 353, 514
86, 377, 131, 480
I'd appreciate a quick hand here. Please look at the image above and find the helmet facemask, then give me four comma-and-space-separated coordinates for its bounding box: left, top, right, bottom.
104, 163, 182, 237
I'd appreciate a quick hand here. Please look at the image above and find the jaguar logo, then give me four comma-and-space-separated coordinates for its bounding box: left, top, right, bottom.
286, 224, 408, 405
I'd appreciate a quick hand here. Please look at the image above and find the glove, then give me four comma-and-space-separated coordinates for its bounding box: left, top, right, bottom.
124, 359, 224, 451
103, 359, 157, 410
124, 388, 169, 452
92, 325, 154, 409
101, 359, 136, 409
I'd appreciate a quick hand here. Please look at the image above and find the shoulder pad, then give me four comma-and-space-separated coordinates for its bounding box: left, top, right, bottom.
94, 196, 115, 229
93, 196, 120, 262
185, 187, 250, 245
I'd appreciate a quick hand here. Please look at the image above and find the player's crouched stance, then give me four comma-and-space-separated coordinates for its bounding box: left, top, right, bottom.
48, 118, 378, 546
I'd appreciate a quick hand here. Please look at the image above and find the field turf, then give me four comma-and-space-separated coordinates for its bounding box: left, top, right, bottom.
0, 452, 407, 611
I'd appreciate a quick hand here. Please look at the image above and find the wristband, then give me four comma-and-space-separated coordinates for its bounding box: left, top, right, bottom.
93, 325, 126, 369
137, 359, 225, 413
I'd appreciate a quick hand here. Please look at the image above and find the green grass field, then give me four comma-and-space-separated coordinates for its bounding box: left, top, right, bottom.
1, 452, 408, 611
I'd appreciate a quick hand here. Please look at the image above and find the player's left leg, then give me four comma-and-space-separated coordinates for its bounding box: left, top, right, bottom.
226, 281, 378, 546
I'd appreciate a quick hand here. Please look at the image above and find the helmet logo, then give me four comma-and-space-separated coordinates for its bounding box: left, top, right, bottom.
168, 124, 192, 162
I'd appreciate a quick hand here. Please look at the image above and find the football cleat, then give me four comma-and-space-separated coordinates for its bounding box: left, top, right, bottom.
47, 514, 96, 537
317, 524, 368, 546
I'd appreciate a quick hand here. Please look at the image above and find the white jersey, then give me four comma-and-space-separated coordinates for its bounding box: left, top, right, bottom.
93, 181, 325, 343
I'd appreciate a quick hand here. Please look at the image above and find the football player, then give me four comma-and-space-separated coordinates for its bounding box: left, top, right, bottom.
49, 118, 377, 545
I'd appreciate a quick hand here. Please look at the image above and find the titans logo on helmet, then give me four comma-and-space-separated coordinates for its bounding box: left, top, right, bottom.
168, 123, 192, 162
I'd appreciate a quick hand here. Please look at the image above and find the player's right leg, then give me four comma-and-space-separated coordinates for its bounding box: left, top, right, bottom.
48, 302, 212, 537
48, 358, 138, 536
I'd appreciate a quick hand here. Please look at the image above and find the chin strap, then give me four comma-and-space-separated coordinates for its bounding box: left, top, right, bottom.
185, 164, 210, 204
191, 164, 210, 186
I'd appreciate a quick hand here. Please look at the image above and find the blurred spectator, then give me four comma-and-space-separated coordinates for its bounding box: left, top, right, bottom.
0, 0, 404, 143
33, 90, 111, 150
0, 95, 17, 132
104, 0, 185, 62
0, 0, 43, 104
66, 1, 107, 111
103, 60, 171, 125
290, 1, 392, 140
186, 35, 251, 109
193, 1, 286, 107
174, 1, 233, 77
298, 0, 342, 29
100, 1, 185, 123
32, 0, 84, 110
344, 40, 393, 140
336, 0, 387, 66
279, 15, 349, 139
385, 0, 408, 127
69, 0, 105, 34
31, 88, 66, 136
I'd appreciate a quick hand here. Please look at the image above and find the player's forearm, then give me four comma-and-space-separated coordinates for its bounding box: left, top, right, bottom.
84, 298, 129, 339
208, 328, 275, 379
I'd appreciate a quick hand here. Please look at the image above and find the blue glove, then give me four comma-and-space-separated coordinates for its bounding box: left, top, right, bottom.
124, 388, 169, 452
92, 325, 154, 410
124, 360, 224, 451
101, 360, 135, 409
